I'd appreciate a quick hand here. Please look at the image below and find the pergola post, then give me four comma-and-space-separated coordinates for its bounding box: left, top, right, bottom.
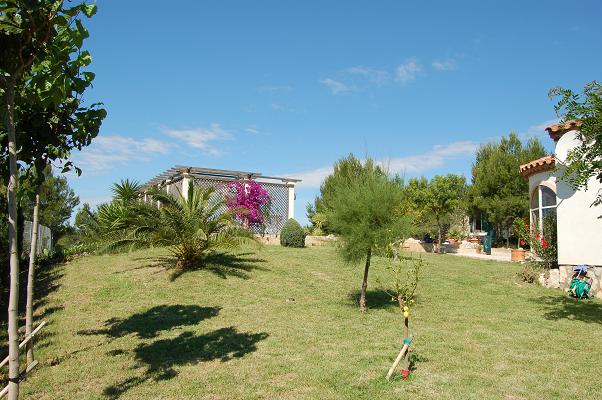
182, 172, 192, 202
287, 183, 295, 220
156, 183, 161, 209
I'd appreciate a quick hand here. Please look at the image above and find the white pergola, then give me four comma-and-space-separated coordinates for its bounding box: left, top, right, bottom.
142, 165, 301, 233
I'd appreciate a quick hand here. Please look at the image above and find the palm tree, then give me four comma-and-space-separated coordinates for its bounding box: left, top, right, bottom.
111, 179, 142, 204
108, 182, 257, 269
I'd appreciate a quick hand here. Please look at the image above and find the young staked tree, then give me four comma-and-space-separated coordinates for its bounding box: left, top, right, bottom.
1, 4, 57, 396
466, 133, 546, 245
1, 2, 102, 394
325, 155, 410, 312
549, 82, 602, 211
406, 174, 467, 253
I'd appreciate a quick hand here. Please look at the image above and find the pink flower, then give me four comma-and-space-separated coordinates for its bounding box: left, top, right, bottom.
226, 180, 270, 226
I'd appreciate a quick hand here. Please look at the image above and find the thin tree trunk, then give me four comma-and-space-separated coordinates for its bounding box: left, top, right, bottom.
359, 247, 371, 312
437, 218, 443, 254
5, 79, 21, 400
26, 189, 41, 365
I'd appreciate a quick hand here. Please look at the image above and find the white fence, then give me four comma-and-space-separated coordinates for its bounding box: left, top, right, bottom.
22, 221, 52, 255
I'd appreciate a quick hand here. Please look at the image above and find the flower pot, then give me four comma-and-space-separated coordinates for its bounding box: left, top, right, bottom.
511, 249, 526, 262
475, 247, 482, 254
468, 238, 480, 244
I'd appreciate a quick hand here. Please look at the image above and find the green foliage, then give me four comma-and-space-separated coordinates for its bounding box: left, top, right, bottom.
307, 154, 385, 234
467, 133, 546, 241
82, 181, 257, 269
549, 82, 602, 211
382, 253, 424, 308
111, 179, 142, 204
404, 174, 467, 249
1, 1, 106, 179
447, 227, 466, 241
325, 156, 410, 262
280, 218, 305, 248
19, 167, 79, 238
518, 262, 542, 284
512, 214, 557, 268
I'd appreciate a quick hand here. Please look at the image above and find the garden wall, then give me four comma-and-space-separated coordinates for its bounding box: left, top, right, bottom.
255, 234, 337, 247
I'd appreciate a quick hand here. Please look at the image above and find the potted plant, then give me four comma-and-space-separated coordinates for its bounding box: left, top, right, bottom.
511, 218, 529, 262
475, 243, 483, 254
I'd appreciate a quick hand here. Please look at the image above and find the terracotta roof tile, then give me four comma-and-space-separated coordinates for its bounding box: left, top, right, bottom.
545, 120, 581, 141
519, 155, 555, 178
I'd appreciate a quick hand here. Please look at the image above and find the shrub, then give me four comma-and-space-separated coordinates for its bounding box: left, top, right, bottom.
518, 262, 542, 284
280, 218, 305, 248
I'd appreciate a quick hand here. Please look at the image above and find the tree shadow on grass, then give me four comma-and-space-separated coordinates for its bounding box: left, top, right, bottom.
103, 327, 269, 399
531, 295, 602, 324
0, 261, 65, 359
134, 251, 268, 281
347, 289, 398, 310
78, 304, 221, 339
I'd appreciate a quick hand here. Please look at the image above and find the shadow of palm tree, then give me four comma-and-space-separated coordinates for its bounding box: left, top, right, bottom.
103, 327, 268, 399
78, 304, 221, 339
531, 295, 602, 324
134, 251, 268, 281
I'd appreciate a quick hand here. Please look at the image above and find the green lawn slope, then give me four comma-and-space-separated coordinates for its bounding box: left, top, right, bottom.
19, 246, 602, 399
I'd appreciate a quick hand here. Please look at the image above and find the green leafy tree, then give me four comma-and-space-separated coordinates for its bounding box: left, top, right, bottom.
325, 155, 410, 311
466, 133, 546, 246
1, 4, 61, 395
1, 1, 102, 387
74, 202, 95, 234
20, 167, 80, 237
549, 81, 602, 210
406, 174, 467, 253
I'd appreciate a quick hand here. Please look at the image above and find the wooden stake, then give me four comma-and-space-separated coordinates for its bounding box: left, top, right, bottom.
0, 321, 46, 369
386, 338, 412, 380
402, 316, 410, 378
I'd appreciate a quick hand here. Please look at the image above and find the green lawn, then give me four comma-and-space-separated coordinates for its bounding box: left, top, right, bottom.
17, 246, 602, 399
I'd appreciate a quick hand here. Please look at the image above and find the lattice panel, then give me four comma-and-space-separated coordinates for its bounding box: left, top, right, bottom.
190, 177, 289, 234
260, 182, 289, 234
23, 221, 52, 256
193, 177, 231, 216
170, 179, 183, 199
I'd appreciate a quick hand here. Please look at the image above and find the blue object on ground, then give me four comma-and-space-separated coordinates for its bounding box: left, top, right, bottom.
574, 265, 588, 274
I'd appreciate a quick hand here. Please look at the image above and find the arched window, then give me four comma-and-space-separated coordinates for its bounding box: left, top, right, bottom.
530, 185, 556, 232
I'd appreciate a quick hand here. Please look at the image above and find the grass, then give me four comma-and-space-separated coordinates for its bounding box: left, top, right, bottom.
10, 246, 602, 399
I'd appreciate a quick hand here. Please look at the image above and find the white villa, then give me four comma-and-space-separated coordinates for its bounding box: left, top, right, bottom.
519, 121, 602, 298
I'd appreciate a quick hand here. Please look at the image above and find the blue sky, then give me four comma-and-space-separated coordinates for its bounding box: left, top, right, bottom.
69, 0, 602, 224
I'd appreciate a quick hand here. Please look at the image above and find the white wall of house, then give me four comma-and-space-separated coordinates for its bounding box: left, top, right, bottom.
554, 130, 602, 266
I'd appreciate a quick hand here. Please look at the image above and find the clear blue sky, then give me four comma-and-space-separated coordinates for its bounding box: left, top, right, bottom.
69, 0, 602, 224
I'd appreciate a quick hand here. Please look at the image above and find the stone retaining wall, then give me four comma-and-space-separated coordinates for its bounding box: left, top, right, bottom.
255, 234, 338, 247
539, 265, 602, 299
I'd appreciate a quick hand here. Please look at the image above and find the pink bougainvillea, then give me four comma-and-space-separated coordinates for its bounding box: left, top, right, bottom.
226, 180, 270, 227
